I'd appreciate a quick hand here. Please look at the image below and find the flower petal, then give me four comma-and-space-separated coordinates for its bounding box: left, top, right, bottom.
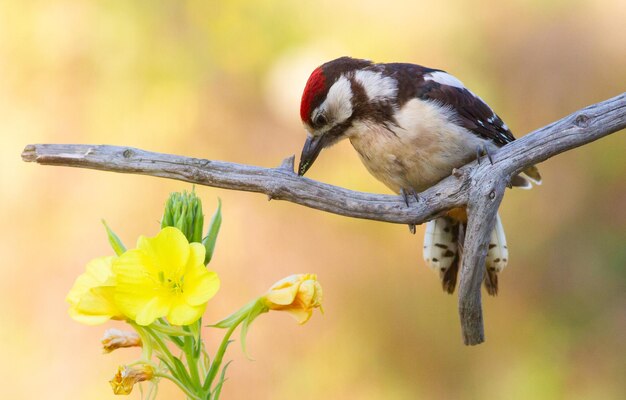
66, 257, 121, 324
167, 297, 205, 325
76, 286, 118, 316
186, 243, 206, 272
135, 297, 170, 326
183, 267, 220, 306
110, 228, 219, 326
284, 307, 313, 324
66, 257, 114, 303
261, 274, 323, 324
85, 256, 116, 283
113, 249, 162, 321
68, 308, 112, 325
265, 275, 302, 306
139, 227, 190, 274
297, 280, 316, 306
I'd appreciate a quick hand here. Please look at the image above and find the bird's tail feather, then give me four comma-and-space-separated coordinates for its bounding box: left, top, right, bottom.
424, 213, 508, 295
423, 216, 460, 294
484, 213, 508, 296
523, 165, 542, 185
511, 165, 542, 189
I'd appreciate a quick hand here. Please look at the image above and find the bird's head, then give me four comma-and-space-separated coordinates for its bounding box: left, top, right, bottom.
298, 57, 395, 176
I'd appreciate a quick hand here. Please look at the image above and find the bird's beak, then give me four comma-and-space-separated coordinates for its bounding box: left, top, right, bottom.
298, 135, 324, 176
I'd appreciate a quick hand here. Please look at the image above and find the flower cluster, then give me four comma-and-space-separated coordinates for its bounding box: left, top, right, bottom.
65, 190, 323, 399
68, 227, 220, 327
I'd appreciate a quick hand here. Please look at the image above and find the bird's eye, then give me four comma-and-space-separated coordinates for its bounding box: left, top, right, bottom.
313, 114, 328, 126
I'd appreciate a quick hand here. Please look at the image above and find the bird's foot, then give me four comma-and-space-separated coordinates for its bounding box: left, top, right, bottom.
400, 188, 410, 207
401, 188, 420, 234
400, 188, 409, 207
400, 187, 420, 206
476, 145, 494, 165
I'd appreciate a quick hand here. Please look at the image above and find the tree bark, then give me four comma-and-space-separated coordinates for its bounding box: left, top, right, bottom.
22, 92, 626, 345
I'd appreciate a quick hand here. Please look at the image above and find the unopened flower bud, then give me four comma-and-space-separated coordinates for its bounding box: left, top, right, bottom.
101, 328, 142, 354
263, 274, 323, 324
109, 364, 154, 395
161, 190, 204, 243
212, 274, 322, 357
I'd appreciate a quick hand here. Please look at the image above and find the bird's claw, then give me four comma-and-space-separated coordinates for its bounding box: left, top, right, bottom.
476, 145, 494, 165
400, 188, 410, 207
485, 146, 494, 165
400, 188, 420, 235
401, 188, 419, 234
401, 188, 420, 207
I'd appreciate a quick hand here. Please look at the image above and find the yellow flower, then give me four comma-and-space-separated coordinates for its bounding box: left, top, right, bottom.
113, 227, 220, 326
66, 256, 122, 325
263, 274, 323, 324
109, 364, 154, 395
101, 328, 142, 354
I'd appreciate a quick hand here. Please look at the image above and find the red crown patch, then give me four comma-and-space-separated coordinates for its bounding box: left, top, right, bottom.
300, 67, 326, 123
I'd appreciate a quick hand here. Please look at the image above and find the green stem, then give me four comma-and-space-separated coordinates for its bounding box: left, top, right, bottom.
144, 327, 195, 390
200, 347, 211, 377
131, 324, 153, 360
154, 372, 202, 400
203, 314, 245, 392
151, 322, 194, 337
184, 334, 202, 389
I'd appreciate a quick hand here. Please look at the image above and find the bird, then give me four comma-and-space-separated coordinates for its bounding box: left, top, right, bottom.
296, 56, 541, 295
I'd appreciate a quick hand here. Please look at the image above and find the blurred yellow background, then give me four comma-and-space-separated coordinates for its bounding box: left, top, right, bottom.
1, 1, 625, 399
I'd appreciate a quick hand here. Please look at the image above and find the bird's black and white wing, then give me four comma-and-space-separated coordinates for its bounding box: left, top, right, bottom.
386, 65, 541, 184
416, 70, 516, 147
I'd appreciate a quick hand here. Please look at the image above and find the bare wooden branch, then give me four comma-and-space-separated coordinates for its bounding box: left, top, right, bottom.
21, 145, 469, 224
458, 173, 507, 345
453, 92, 625, 344
21, 93, 626, 345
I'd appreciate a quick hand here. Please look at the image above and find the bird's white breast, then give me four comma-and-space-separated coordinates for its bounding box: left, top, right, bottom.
347, 99, 497, 193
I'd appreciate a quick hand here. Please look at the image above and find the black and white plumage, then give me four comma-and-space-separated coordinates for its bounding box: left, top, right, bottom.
298, 57, 541, 295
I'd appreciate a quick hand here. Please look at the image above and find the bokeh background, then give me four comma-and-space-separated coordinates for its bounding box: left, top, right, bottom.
1, 1, 625, 399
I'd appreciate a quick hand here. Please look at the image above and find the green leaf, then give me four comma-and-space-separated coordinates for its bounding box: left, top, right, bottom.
189, 319, 203, 357
211, 360, 233, 400
155, 354, 192, 388
161, 192, 180, 229
175, 204, 187, 235
202, 199, 222, 265
188, 319, 201, 342
151, 322, 194, 337
240, 316, 252, 359
192, 199, 204, 243
239, 299, 269, 359
208, 299, 256, 329
203, 340, 233, 392
170, 356, 194, 388
101, 220, 126, 256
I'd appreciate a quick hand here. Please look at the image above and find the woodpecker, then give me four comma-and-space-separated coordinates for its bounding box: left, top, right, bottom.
297, 56, 541, 295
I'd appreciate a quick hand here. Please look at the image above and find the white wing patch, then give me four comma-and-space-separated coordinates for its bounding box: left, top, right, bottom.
354, 70, 398, 101
424, 71, 465, 89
